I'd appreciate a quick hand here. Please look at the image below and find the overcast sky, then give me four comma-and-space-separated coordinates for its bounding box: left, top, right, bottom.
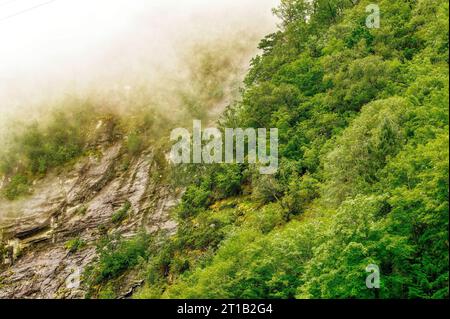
0, 0, 279, 120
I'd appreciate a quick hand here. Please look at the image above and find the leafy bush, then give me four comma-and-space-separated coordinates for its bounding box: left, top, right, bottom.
3, 174, 29, 200
213, 165, 243, 199
282, 173, 319, 216
84, 232, 150, 287
111, 201, 131, 224
65, 237, 87, 253
126, 132, 143, 156
177, 184, 212, 219
0, 100, 102, 200
251, 175, 283, 205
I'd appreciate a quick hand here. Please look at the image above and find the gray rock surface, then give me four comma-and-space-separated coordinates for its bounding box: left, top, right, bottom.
0, 144, 180, 299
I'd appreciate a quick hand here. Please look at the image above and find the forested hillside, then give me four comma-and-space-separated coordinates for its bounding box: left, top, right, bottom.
0, 0, 448, 299
134, 0, 449, 299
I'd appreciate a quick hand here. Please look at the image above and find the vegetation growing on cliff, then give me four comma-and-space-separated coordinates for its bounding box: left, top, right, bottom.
134, 0, 449, 299
1, 0, 448, 300
0, 31, 254, 201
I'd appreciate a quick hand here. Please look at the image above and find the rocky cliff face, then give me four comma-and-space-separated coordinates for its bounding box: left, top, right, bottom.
0, 143, 180, 299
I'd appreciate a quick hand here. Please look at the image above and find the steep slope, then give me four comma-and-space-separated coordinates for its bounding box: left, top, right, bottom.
132, 0, 449, 299
0, 0, 448, 300
0, 140, 180, 298
0, 27, 261, 299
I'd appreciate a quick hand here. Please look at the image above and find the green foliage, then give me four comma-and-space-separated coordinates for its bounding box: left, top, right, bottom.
9, 112, 88, 175
379, 134, 449, 298
251, 175, 284, 205
213, 165, 243, 199
77, 205, 88, 216
298, 195, 391, 298
126, 132, 144, 156
165, 219, 322, 299
282, 173, 320, 216
0, 100, 105, 200
3, 174, 30, 200
111, 201, 132, 224
323, 97, 409, 204
177, 184, 212, 219
4, 0, 443, 300
98, 284, 117, 300
136, 0, 448, 300
65, 237, 87, 253
84, 232, 150, 290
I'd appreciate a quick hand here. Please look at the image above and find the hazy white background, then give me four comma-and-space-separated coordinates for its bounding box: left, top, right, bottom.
0, 0, 278, 123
